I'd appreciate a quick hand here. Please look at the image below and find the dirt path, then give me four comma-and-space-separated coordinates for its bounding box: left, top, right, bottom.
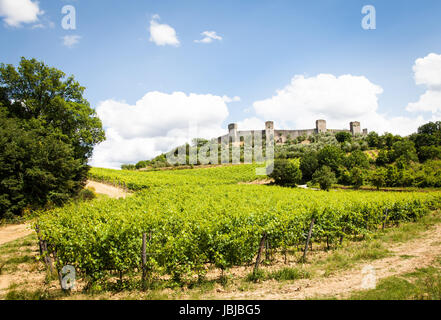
86, 180, 129, 199
0, 224, 33, 247
217, 223, 441, 300
0, 181, 127, 248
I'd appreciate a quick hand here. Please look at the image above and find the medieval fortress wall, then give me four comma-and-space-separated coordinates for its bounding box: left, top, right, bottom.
217, 120, 368, 144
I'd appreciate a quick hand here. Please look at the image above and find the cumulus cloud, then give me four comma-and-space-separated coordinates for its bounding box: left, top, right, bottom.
413, 53, 441, 89
406, 53, 441, 115
222, 95, 241, 103
195, 31, 222, 44
149, 14, 180, 47
62, 35, 81, 48
252, 73, 425, 136
236, 117, 266, 131
90, 91, 230, 168
0, 0, 43, 27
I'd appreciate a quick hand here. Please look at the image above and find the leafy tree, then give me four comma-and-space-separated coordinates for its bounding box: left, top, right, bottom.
375, 149, 390, 166
418, 145, 441, 162
338, 168, 352, 186
389, 140, 418, 164
299, 151, 319, 182
121, 164, 136, 170
0, 58, 105, 218
269, 159, 302, 187
385, 165, 400, 187
410, 122, 441, 161
350, 167, 364, 189
381, 133, 401, 149
345, 150, 369, 169
0, 58, 105, 161
417, 121, 441, 136
0, 113, 83, 218
135, 160, 149, 169
366, 131, 381, 148
370, 168, 386, 190
312, 166, 336, 191
335, 131, 352, 143
317, 145, 345, 174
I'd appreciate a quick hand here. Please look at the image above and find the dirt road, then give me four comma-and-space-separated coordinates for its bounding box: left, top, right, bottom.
0, 181, 128, 247
216, 223, 441, 299
86, 180, 129, 199
0, 224, 33, 247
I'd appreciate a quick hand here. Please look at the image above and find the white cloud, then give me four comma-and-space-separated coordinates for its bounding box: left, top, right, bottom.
0, 0, 43, 27
413, 53, 441, 89
31, 23, 44, 29
222, 95, 241, 103
406, 90, 441, 114
62, 35, 81, 48
149, 14, 180, 47
195, 31, 222, 44
31, 18, 54, 30
90, 91, 230, 168
406, 53, 441, 116
236, 117, 266, 131
252, 73, 425, 136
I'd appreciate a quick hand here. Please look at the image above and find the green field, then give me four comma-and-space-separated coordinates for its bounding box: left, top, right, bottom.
35, 165, 441, 287
89, 164, 263, 190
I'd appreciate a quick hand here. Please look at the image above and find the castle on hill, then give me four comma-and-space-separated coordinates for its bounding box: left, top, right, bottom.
217, 120, 368, 144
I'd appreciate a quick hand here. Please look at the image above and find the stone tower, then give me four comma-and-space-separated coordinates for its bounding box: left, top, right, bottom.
265, 121, 274, 131
265, 121, 274, 139
350, 121, 361, 136
228, 123, 238, 140
316, 120, 327, 133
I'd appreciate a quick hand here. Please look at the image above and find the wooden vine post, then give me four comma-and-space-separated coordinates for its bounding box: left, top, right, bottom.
382, 209, 389, 230
301, 218, 315, 263
141, 232, 147, 291
36, 223, 54, 274
253, 233, 267, 275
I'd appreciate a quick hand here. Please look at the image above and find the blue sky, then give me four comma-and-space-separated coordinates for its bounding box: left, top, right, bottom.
1, 0, 441, 167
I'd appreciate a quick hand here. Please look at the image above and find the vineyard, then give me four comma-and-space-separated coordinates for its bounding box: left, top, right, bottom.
88, 164, 263, 190
35, 165, 441, 288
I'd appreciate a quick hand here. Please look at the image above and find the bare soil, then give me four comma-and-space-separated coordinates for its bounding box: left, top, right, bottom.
0, 181, 127, 248
86, 180, 130, 199
0, 224, 33, 247
211, 223, 441, 300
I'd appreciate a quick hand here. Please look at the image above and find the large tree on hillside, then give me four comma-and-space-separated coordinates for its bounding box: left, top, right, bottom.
410, 121, 441, 162
0, 58, 105, 218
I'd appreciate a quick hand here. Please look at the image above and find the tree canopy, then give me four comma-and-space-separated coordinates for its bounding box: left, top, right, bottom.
0, 58, 105, 218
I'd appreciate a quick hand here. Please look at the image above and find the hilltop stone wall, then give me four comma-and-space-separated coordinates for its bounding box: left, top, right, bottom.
216, 120, 367, 145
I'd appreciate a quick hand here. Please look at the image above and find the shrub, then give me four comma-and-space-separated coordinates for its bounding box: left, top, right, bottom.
350, 167, 364, 189
268, 267, 310, 281
312, 166, 337, 191
269, 159, 302, 187
370, 168, 386, 190
335, 132, 352, 143
77, 188, 97, 201
299, 151, 319, 182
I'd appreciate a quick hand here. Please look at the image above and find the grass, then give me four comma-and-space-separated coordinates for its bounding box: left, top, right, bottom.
349, 266, 441, 300
0, 234, 38, 273
5, 288, 53, 300
374, 210, 441, 243
245, 267, 311, 283
1, 211, 441, 300
315, 240, 390, 276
